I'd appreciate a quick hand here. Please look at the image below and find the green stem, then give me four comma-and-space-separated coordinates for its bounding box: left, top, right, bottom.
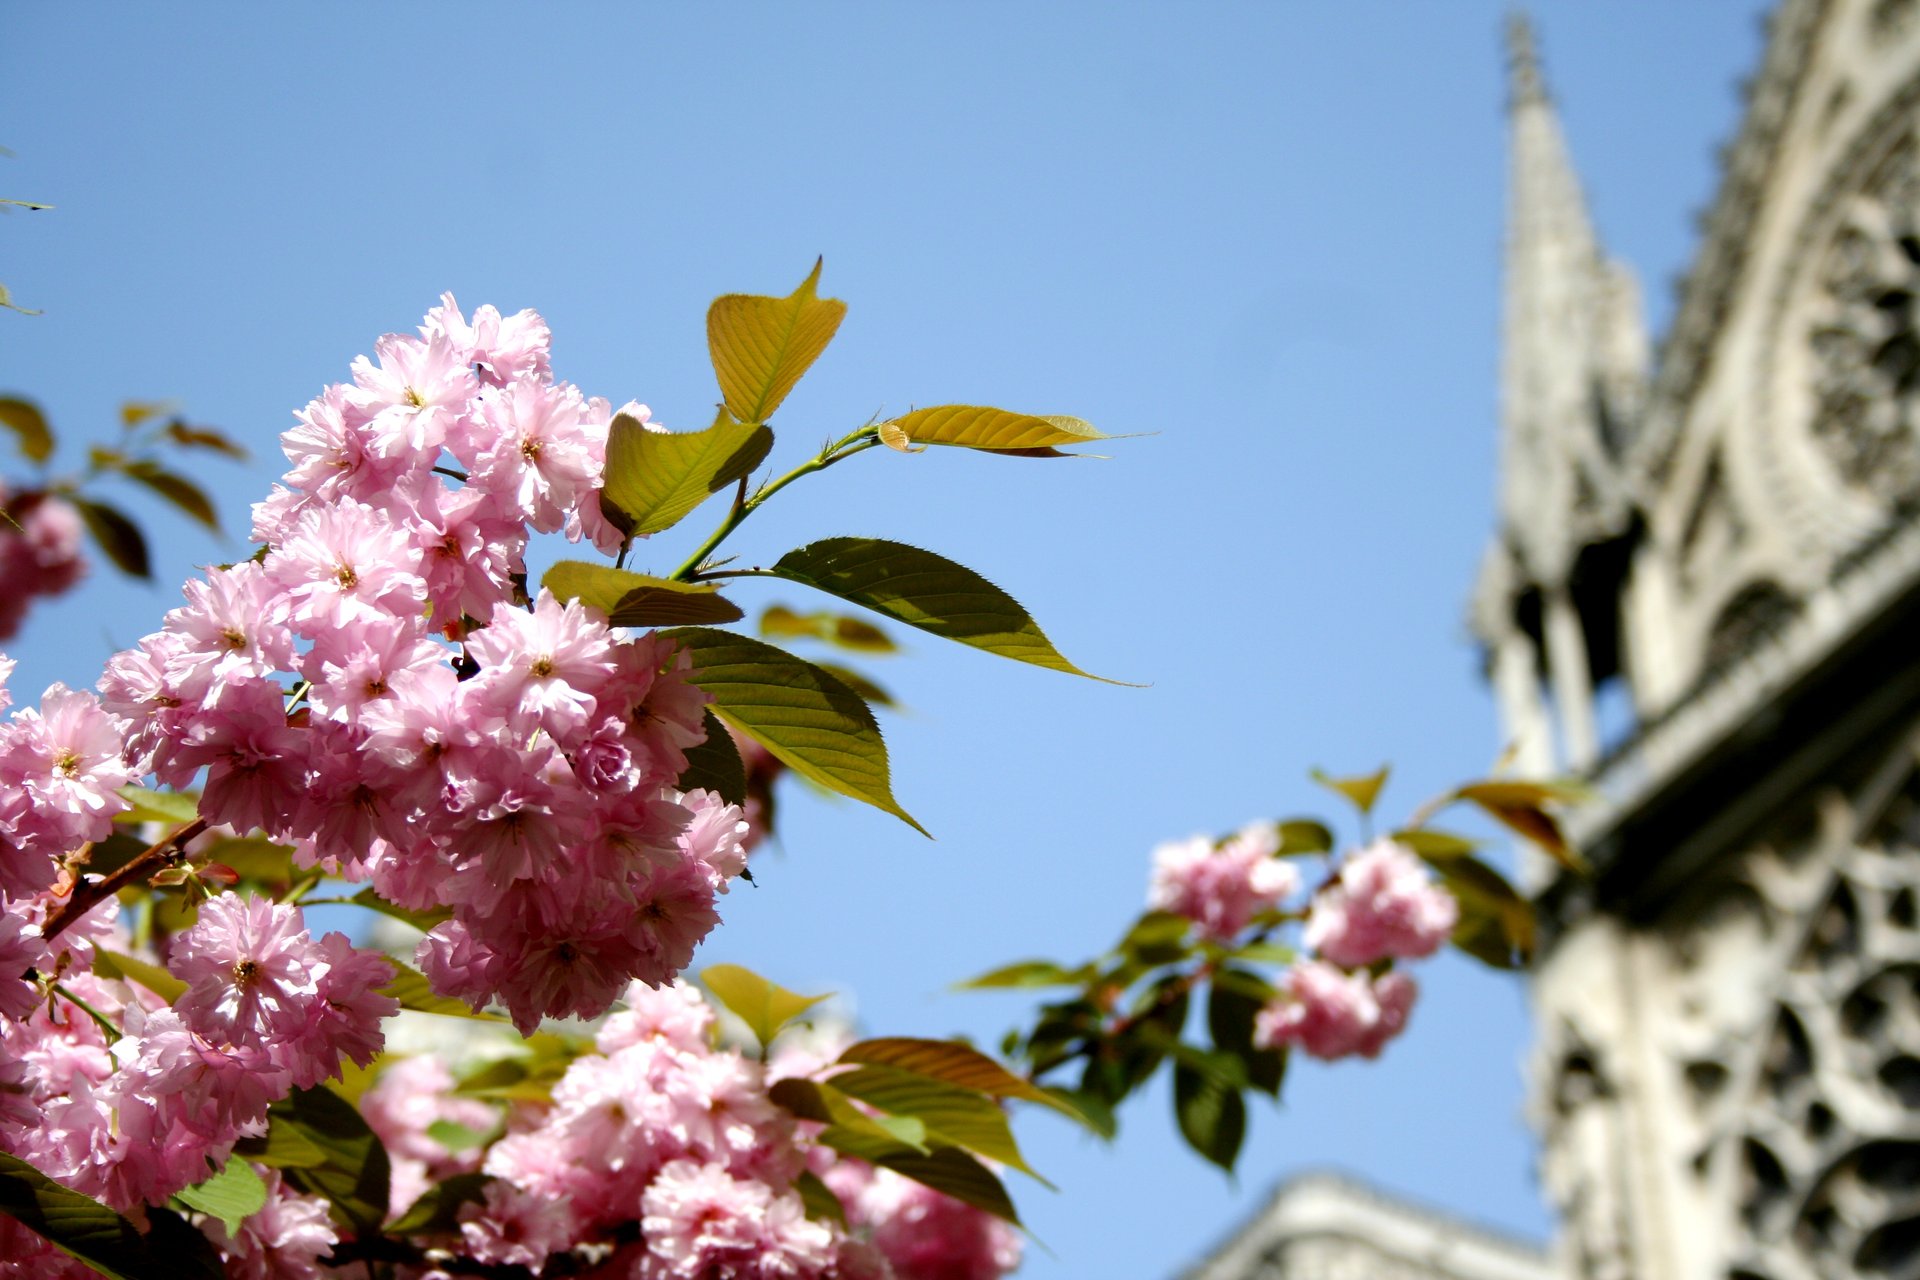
54, 983, 121, 1043
668, 429, 880, 582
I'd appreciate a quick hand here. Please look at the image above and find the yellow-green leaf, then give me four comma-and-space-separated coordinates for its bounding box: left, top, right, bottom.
349, 887, 452, 933
173, 1157, 266, 1235
115, 785, 200, 826
769, 1078, 929, 1155
758, 604, 899, 654
379, 959, 503, 1021
663, 627, 925, 835
702, 963, 829, 1051
94, 948, 187, 1002
542, 561, 743, 627
880, 404, 1113, 455
1391, 828, 1482, 861
0, 397, 53, 463
829, 1063, 1047, 1182
707, 259, 847, 425
1454, 781, 1587, 873
599, 410, 773, 537
120, 400, 174, 428
768, 537, 1124, 683
838, 1037, 1079, 1120
1310, 765, 1389, 816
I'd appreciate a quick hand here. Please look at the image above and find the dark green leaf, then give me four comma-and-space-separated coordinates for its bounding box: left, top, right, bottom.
707, 259, 847, 424
1044, 1087, 1116, 1140
677, 710, 747, 806
1173, 1060, 1246, 1173
163, 421, 249, 459
1437, 854, 1536, 970
599, 410, 773, 537
0, 1151, 223, 1280
1310, 765, 1389, 816
122, 460, 219, 531
793, 1170, 846, 1226
542, 560, 744, 626
73, 498, 150, 578
1275, 819, 1335, 856
173, 1157, 267, 1235
1208, 977, 1285, 1097
385, 1172, 491, 1235
663, 627, 924, 835
702, 963, 828, 1051
1119, 910, 1192, 966
874, 1147, 1022, 1227
768, 538, 1123, 683
0, 397, 53, 463
250, 1086, 391, 1235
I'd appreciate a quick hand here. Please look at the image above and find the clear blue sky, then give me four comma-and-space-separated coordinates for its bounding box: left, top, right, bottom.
3, 5, 1768, 1275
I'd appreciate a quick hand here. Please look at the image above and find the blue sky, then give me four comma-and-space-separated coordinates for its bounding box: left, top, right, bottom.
3, 4, 1769, 1275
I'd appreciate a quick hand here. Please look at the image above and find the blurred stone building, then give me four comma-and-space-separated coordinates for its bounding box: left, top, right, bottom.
1188, 1, 1920, 1275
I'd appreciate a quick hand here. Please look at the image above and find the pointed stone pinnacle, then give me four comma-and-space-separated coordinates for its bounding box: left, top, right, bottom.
1506, 10, 1549, 111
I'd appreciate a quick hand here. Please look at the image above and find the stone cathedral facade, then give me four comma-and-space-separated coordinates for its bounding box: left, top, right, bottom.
1187, 2, 1920, 1276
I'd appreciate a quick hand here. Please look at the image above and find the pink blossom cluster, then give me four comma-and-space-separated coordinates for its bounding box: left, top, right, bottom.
80, 296, 751, 1033
354, 981, 1020, 1280
1254, 962, 1418, 1061
0, 892, 392, 1239
0, 493, 86, 641
1147, 823, 1300, 941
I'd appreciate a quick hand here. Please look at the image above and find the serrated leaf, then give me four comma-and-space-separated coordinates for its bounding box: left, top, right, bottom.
1310, 765, 1389, 816
163, 421, 249, 460
349, 887, 452, 933
1274, 819, 1334, 856
758, 604, 899, 654
379, 958, 499, 1021
702, 963, 828, 1051
707, 259, 846, 424
830, 1064, 1047, 1182
874, 1146, 1022, 1226
174, 1157, 267, 1235
599, 410, 773, 538
1173, 1059, 1246, 1173
1438, 854, 1536, 970
880, 404, 1113, 455
768, 537, 1122, 683
542, 560, 743, 626
0, 397, 53, 463
115, 784, 201, 826
0, 1151, 223, 1280
385, 1171, 491, 1235
249, 1086, 391, 1235
838, 1037, 1079, 1121
121, 460, 219, 531
677, 710, 747, 806
663, 626, 924, 835
1454, 782, 1587, 873
93, 948, 187, 1002
957, 960, 1094, 991
793, 1170, 846, 1226
73, 498, 150, 578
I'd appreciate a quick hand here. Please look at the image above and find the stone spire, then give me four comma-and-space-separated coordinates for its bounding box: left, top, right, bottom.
1477, 14, 1649, 775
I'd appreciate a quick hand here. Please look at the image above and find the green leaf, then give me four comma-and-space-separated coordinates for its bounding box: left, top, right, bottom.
873, 1146, 1022, 1226
385, 1172, 491, 1235
380, 959, 504, 1021
542, 560, 743, 626
162, 421, 249, 459
599, 410, 773, 537
956, 960, 1094, 991
247, 1086, 391, 1235
879, 404, 1114, 455
677, 710, 747, 806
93, 948, 187, 1002
829, 1064, 1047, 1183
73, 498, 150, 578
121, 460, 219, 531
767, 538, 1122, 683
758, 604, 899, 654
1437, 854, 1536, 971
173, 1157, 267, 1236
349, 887, 452, 932
424, 1119, 492, 1152
1453, 781, 1587, 873
707, 258, 847, 424
1274, 819, 1335, 856
838, 1036, 1081, 1120
0, 1151, 223, 1280
0, 397, 53, 463
1044, 1087, 1117, 1140
769, 1078, 930, 1156
1392, 828, 1482, 861
793, 1170, 846, 1226
702, 963, 828, 1051
120, 400, 174, 428
663, 626, 925, 835
115, 785, 201, 826
1119, 910, 1192, 966
1310, 765, 1389, 816
0, 284, 42, 317
1208, 977, 1285, 1097
1173, 1059, 1246, 1173
1230, 939, 1295, 967
813, 662, 898, 709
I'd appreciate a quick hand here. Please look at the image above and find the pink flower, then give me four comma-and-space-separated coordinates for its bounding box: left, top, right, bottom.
1147, 823, 1299, 941
1254, 961, 1419, 1062
170, 893, 324, 1047
349, 330, 476, 459
4, 683, 133, 843
640, 1158, 832, 1279
464, 590, 617, 741
468, 378, 599, 531
1305, 839, 1458, 967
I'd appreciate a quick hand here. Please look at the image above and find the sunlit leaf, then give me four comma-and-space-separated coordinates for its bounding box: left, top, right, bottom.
599, 410, 773, 537
813, 662, 898, 709
758, 604, 899, 654
120, 400, 174, 428
1274, 819, 1334, 856
0, 1151, 223, 1280
1454, 781, 1587, 873
830, 1064, 1047, 1182
1310, 765, 1389, 817
663, 627, 924, 835
1392, 828, 1482, 861
1119, 910, 1192, 966
707, 259, 847, 424
73, 498, 150, 578
838, 1037, 1080, 1120
173, 1157, 267, 1236
115, 785, 200, 826
93, 948, 187, 1002
0, 284, 41, 317
880, 404, 1114, 455
542, 561, 743, 626
677, 710, 747, 806
0, 397, 53, 463
702, 963, 828, 1051
244, 1087, 391, 1235
770, 1078, 929, 1155
767, 538, 1123, 683
379, 959, 503, 1021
